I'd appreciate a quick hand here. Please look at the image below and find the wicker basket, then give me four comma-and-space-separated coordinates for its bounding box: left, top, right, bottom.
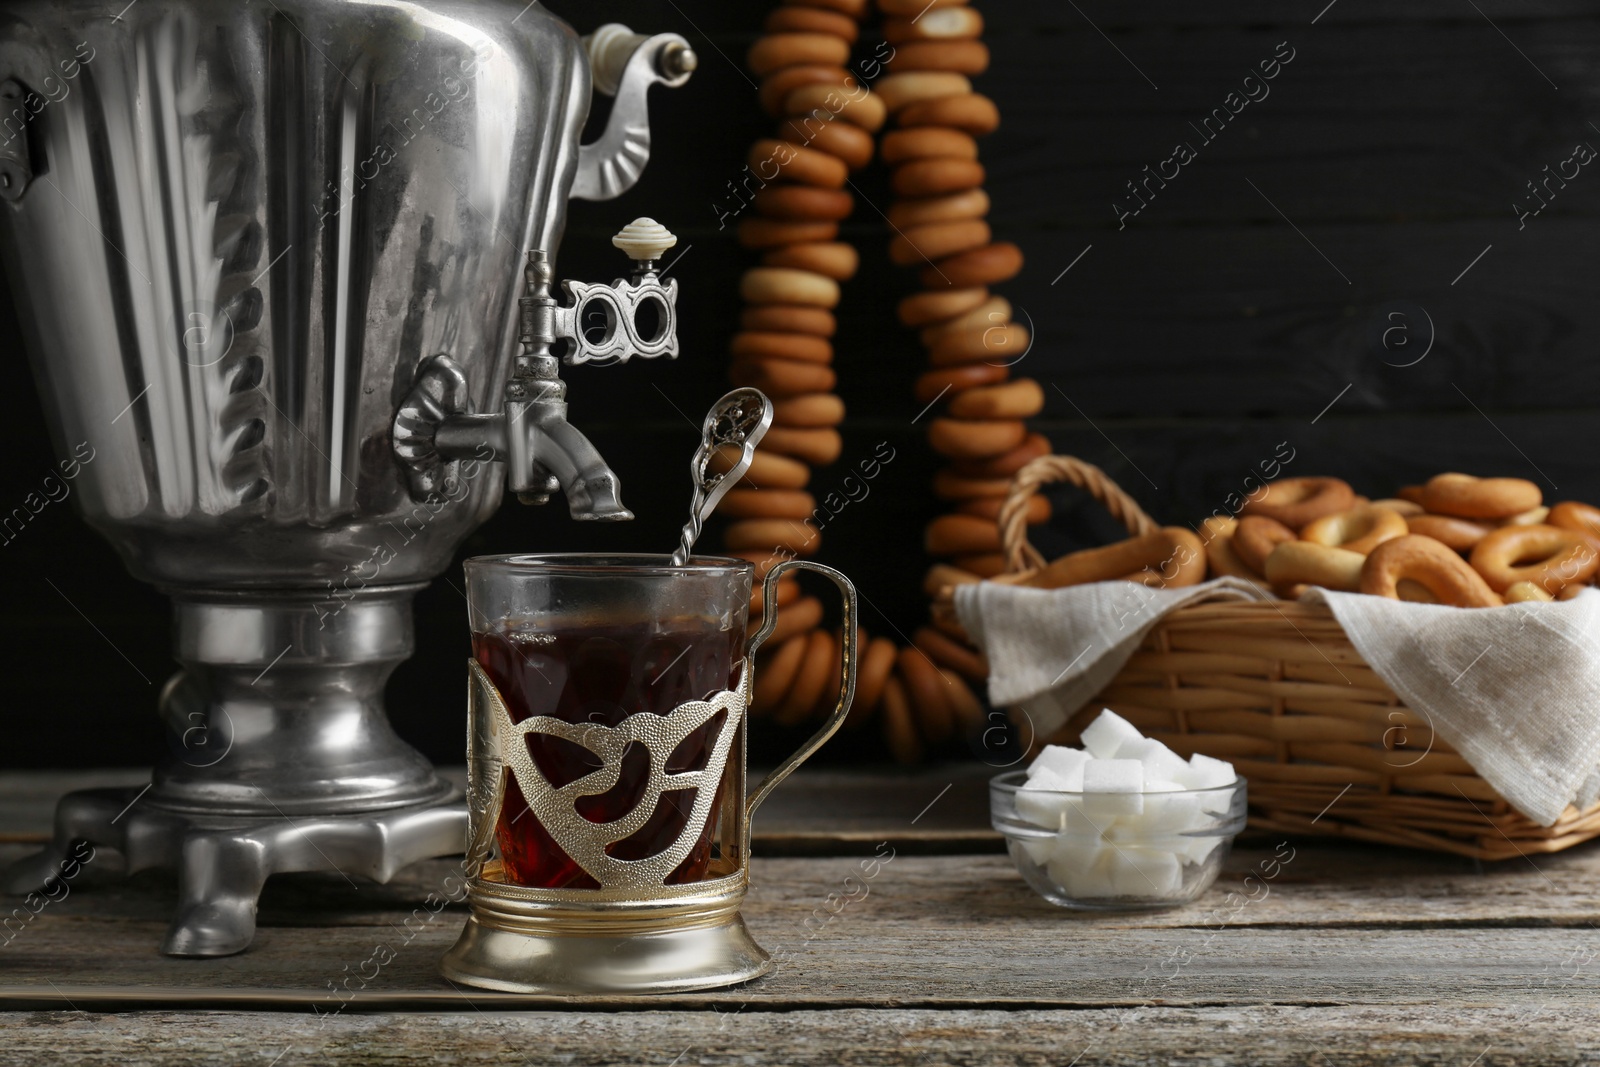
980, 454, 1600, 860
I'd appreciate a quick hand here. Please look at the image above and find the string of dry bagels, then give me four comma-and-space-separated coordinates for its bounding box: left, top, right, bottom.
713, 0, 1034, 761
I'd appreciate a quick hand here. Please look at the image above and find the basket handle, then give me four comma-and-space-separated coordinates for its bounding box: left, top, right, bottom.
998, 455, 1159, 573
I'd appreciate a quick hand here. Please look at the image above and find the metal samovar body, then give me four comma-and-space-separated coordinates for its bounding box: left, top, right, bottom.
0, 0, 693, 955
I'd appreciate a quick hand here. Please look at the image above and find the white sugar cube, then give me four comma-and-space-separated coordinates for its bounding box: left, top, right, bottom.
1013, 835, 1056, 866
1173, 834, 1221, 866
1104, 818, 1138, 843
1014, 767, 1076, 829
1081, 759, 1144, 817
1178, 752, 1237, 791
1082, 758, 1143, 792
1061, 796, 1112, 836
1047, 836, 1105, 875
1047, 840, 1116, 898
1081, 709, 1144, 759
1118, 736, 1192, 786
1028, 745, 1090, 789
1134, 789, 1205, 834
1105, 846, 1182, 897
1014, 798, 1065, 832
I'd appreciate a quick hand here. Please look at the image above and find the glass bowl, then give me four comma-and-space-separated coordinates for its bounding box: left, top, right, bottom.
990, 770, 1248, 910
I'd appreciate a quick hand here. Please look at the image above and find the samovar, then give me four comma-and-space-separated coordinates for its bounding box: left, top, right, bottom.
0, 0, 693, 956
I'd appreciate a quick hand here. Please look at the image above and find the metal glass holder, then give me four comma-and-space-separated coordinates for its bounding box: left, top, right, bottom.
441, 559, 858, 995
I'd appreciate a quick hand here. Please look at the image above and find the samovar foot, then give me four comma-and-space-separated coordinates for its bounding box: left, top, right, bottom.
4, 787, 468, 958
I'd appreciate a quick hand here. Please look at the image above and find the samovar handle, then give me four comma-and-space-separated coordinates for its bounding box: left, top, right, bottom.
571, 26, 696, 203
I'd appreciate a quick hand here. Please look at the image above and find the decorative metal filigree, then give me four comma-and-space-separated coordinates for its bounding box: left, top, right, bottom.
466, 659, 747, 888
556, 275, 680, 365
465, 661, 508, 877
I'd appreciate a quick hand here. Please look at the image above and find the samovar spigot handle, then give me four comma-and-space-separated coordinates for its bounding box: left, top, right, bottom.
555, 218, 680, 365
394, 221, 682, 521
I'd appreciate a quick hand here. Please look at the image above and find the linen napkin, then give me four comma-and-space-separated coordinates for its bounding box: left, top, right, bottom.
954, 578, 1600, 826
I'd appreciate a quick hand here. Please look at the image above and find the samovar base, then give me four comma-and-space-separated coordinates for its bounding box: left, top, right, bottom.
3, 787, 468, 957
441, 872, 772, 995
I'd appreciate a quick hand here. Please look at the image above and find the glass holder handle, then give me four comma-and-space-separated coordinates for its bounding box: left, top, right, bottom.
744, 559, 859, 824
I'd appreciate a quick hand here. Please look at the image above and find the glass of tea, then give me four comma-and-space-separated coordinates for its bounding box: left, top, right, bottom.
462, 553, 855, 892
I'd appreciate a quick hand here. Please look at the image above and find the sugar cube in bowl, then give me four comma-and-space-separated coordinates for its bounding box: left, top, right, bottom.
990, 709, 1248, 910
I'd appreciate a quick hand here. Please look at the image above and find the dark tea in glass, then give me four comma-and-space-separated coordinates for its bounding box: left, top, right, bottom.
464, 556, 751, 889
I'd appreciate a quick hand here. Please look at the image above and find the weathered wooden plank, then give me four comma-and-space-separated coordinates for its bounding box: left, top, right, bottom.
1004, 223, 1600, 417
560, 13, 1600, 233
0, 766, 999, 849
8, 837, 1588, 933
985, 33, 1597, 231
0, 1005, 1596, 1066
1024, 0, 1600, 27
4, 919, 1595, 1010
4, 845, 1600, 1009
0, 770, 146, 843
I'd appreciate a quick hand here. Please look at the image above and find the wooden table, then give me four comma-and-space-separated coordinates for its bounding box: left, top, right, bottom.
1, 766, 1595, 1065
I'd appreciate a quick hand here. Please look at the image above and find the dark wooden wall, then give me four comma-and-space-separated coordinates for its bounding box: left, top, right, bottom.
3, 0, 1596, 769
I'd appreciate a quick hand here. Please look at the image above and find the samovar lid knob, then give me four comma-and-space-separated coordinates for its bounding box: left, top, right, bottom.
611, 218, 677, 264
